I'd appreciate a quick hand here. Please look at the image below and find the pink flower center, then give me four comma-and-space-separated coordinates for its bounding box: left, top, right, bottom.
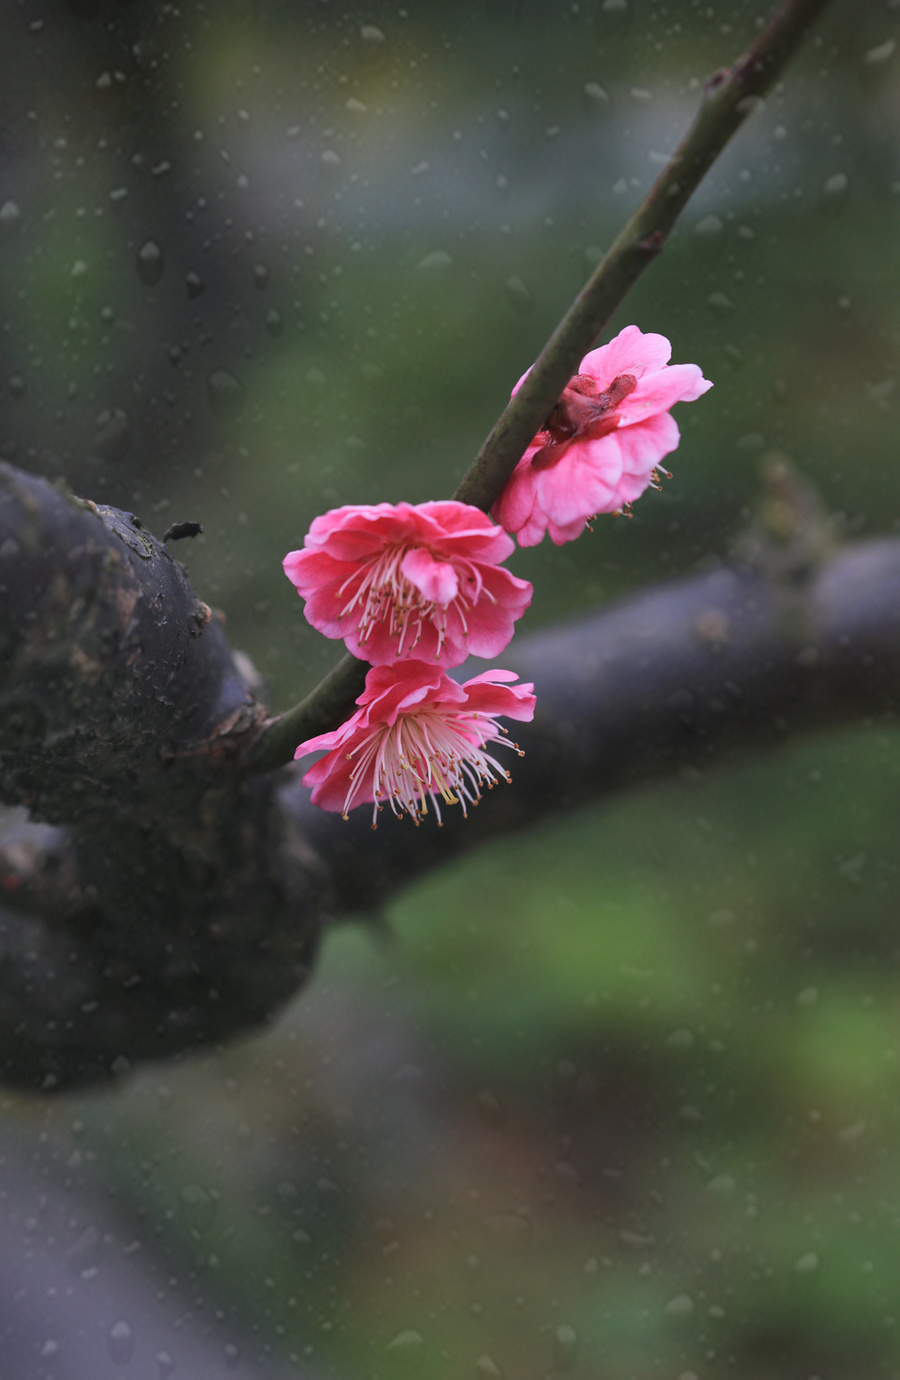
530, 372, 637, 471
337, 544, 485, 658
342, 706, 522, 826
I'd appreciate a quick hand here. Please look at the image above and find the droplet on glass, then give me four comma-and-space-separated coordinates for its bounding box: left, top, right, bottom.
795, 1251, 819, 1273
0, 201, 21, 229
92, 407, 132, 461
252, 263, 269, 290
707, 291, 734, 314
206, 369, 245, 420
475, 1356, 503, 1379
552, 1325, 580, 1372
360, 24, 385, 42
665, 1294, 695, 1318
864, 39, 896, 65
157, 1352, 176, 1379
107, 1319, 136, 1365
179, 1182, 217, 1229
136, 240, 164, 286
475, 1088, 505, 1126
387, 1329, 424, 1353
185, 271, 204, 299
583, 81, 609, 104
504, 276, 533, 317
416, 250, 452, 273
823, 172, 849, 199
265, 308, 283, 337
694, 214, 723, 237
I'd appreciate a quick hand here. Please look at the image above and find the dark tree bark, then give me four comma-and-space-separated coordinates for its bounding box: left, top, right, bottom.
0, 463, 328, 1091
1, 459, 898, 1092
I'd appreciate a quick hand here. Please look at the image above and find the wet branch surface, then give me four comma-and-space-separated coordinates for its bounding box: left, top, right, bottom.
0, 464, 329, 1091
1, 460, 899, 1091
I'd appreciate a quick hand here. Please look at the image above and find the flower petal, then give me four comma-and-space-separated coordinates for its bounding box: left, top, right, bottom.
581, 325, 673, 384
400, 547, 460, 607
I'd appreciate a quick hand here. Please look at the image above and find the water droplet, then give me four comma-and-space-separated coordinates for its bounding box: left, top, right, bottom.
475, 1356, 503, 1379
265, 308, 283, 337
665, 1294, 695, 1317
552, 1325, 579, 1372
694, 214, 723, 237
706, 1174, 735, 1196
92, 408, 131, 462
65, 1223, 103, 1273
8, 376, 25, 398
107, 1319, 135, 1365
475, 1088, 505, 1126
504, 276, 533, 317
706, 291, 734, 313
823, 172, 849, 198
360, 24, 386, 43
482, 1212, 531, 1246
666, 1027, 694, 1048
252, 263, 269, 290
224, 1341, 241, 1369
0, 201, 21, 229
416, 250, 452, 273
185, 271, 204, 299
179, 1182, 217, 1230
795, 1252, 819, 1274
157, 1352, 176, 1379
387, 1329, 424, 1352
796, 985, 819, 1006
583, 82, 609, 104
864, 39, 895, 65
206, 369, 245, 420
136, 240, 164, 286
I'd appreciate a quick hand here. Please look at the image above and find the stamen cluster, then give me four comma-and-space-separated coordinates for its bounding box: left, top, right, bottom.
297, 664, 535, 827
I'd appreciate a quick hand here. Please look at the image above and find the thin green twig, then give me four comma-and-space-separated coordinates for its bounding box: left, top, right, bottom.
245, 0, 834, 778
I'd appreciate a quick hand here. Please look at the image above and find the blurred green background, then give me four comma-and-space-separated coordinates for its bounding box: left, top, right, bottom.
2, 0, 900, 1375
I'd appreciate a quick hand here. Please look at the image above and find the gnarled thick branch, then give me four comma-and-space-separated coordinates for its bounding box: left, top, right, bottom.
1, 460, 898, 1092
0, 464, 327, 1091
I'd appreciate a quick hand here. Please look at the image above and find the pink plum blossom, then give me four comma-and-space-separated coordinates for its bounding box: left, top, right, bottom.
283, 500, 532, 668
493, 325, 713, 546
294, 660, 536, 826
